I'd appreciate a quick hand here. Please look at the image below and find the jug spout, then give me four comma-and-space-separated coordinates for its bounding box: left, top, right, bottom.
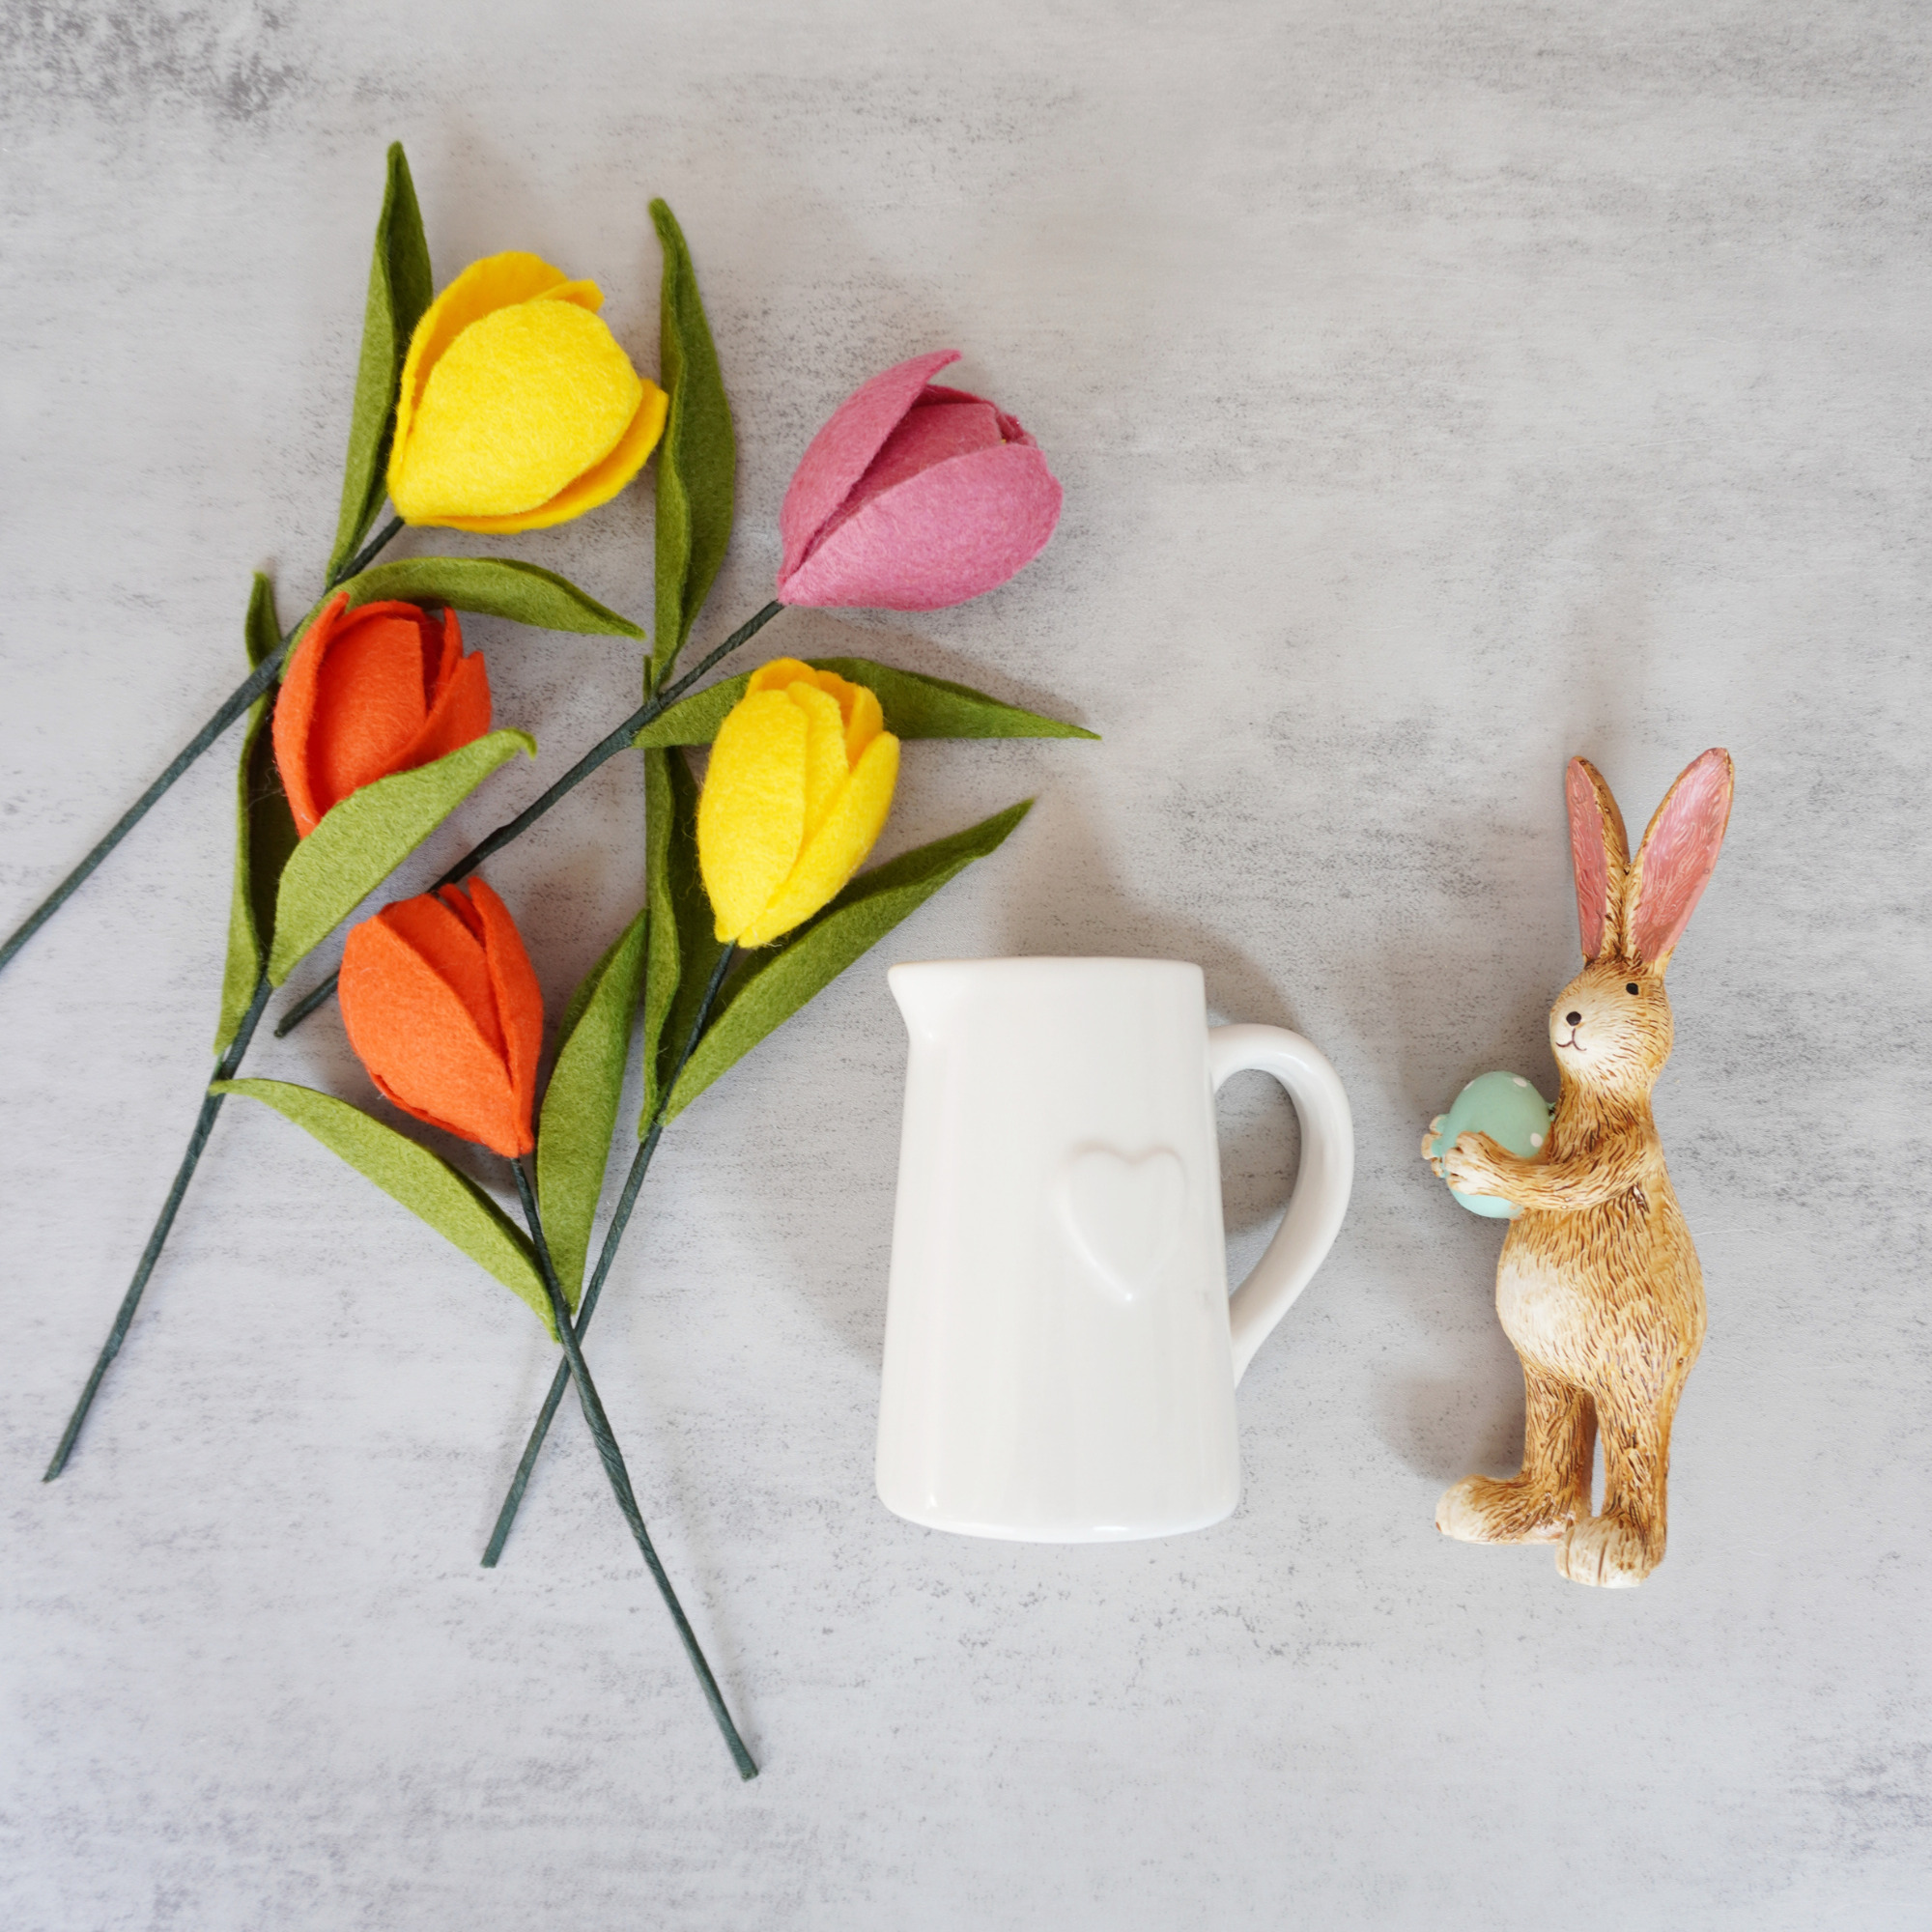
887, 961, 974, 1044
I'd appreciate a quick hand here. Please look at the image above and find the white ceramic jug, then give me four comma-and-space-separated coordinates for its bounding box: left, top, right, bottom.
877, 957, 1354, 1542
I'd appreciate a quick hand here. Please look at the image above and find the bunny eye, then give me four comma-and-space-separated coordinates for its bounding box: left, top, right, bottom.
1626, 981, 1640, 995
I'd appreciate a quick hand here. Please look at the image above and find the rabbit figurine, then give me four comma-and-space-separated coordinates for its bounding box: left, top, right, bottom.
1425, 749, 1734, 1587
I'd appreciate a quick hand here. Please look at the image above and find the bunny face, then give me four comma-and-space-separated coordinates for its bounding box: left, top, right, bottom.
1548, 956, 1673, 1097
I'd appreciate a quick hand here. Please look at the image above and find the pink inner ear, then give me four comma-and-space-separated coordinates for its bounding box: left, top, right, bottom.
1567, 761, 1617, 957
1629, 750, 1734, 967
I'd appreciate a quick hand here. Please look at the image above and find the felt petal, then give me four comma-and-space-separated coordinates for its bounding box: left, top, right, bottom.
778, 442, 1063, 611
696, 689, 809, 942
392, 252, 570, 469
779, 350, 959, 582
791, 666, 883, 762
788, 680, 852, 841
750, 660, 878, 754
747, 656, 818, 696
468, 877, 544, 1152
737, 731, 899, 947
365, 1070, 485, 1150
391, 649, 493, 778
841, 681, 885, 763
918, 384, 1037, 448
538, 278, 603, 312
435, 881, 488, 945
391, 300, 644, 522
825, 400, 1003, 538
426, 603, 463, 697
430, 377, 668, 535
272, 591, 349, 838
308, 610, 436, 819
340, 913, 524, 1155
380, 893, 502, 1057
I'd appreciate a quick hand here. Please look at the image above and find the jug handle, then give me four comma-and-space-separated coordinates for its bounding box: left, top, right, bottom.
1208, 1025, 1354, 1384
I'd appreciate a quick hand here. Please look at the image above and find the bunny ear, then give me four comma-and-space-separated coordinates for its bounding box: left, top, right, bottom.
1567, 757, 1630, 961
1625, 748, 1734, 972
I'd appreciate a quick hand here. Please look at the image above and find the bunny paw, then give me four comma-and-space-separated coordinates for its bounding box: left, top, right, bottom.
1443, 1134, 1503, 1197
1436, 1475, 1574, 1545
1557, 1512, 1656, 1588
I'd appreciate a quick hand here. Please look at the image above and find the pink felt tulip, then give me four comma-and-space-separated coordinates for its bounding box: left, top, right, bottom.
776, 350, 1063, 610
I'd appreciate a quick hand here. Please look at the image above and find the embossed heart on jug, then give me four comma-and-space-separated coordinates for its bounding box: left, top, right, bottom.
1057, 1147, 1189, 1303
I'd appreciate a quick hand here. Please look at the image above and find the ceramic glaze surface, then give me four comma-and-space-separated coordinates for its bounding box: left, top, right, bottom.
877, 958, 1351, 1542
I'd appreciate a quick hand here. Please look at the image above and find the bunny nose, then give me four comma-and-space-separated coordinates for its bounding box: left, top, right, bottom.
1565, 1011, 1582, 1026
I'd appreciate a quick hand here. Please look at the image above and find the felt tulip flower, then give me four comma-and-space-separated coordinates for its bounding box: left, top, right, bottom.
696, 659, 900, 946
322, 873, 755, 1775
273, 591, 493, 837
776, 349, 1062, 610
337, 878, 542, 1158
387, 251, 669, 533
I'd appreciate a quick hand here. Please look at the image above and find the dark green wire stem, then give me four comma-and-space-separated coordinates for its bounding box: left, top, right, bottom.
274, 600, 784, 1038
510, 1156, 757, 1781
37, 516, 406, 1472
0, 517, 404, 980
483, 943, 735, 1568
43, 973, 274, 1479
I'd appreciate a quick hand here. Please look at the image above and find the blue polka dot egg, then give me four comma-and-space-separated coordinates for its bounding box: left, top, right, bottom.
1428, 1070, 1555, 1219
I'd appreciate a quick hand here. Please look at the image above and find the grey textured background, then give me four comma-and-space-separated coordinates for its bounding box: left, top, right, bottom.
3, 4, 1927, 1927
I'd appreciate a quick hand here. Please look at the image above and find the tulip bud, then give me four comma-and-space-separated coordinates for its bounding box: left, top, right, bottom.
697, 659, 900, 947
776, 350, 1062, 610
387, 251, 668, 533
272, 591, 492, 838
338, 879, 543, 1157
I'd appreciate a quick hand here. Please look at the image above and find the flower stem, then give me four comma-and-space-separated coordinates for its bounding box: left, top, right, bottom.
36, 519, 407, 1470
43, 973, 274, 1479
510, 1156, 757, 1781
483, 944, 735, 1566
0, 517, 405, 981
273, 602, 783, 1039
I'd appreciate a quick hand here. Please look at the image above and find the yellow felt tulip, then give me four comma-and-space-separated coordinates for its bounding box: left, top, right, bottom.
697, 660, 900, 947
387, 251, 668, 533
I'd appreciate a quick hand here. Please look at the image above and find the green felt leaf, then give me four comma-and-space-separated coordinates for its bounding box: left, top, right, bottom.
341, 557, 644, 639
649, 199, 736, 687
664, 799, 1033, 1122
536, 903, 648, 1307
327, 143, 433, 580
214, 575, 301, 1056
213, 1078, 553, 1335
639, 748, 724, 1126
266, 728, 536, 984
633, 660, 1096, 749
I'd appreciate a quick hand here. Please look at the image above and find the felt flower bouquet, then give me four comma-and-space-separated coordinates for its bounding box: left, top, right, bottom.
26, 145, 1093, 1777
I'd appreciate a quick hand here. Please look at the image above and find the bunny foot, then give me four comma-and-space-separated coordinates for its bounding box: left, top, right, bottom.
1557, 1512, 1655, 1587
1436, 1475, 1575, 1545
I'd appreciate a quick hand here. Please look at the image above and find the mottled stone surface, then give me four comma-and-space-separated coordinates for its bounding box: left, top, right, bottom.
2, 5, 1926, 1926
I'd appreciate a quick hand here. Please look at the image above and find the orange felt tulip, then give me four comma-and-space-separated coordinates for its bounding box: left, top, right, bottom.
272, 590, 493, 837
337, 878, 543, 1157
